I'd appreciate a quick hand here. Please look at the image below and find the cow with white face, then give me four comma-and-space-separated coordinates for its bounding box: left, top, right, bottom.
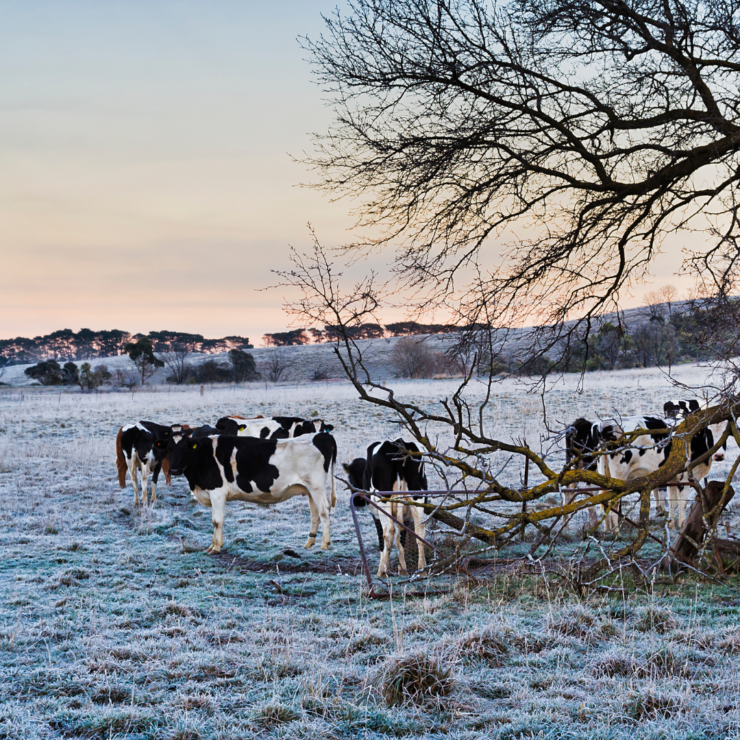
597, 417, 671, 532
116, 421, 176, 506
158, 432, 337, 554
364, 439, 428, 577
216, 416, 334, 440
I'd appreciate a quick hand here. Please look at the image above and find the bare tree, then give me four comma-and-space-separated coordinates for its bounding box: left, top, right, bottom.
264, 354, 288, 383
643, 290, 667, 323
659, 285, 679, 316
303, 0, 740, 367
391, 336, 442, 378
158, 344, 191, 385
275, 238, 740, 586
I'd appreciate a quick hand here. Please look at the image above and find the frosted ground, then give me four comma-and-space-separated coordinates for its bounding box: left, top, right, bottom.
1, 364, 739, 739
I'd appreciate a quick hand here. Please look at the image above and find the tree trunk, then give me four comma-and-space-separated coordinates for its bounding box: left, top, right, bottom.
669, 481, 735, 567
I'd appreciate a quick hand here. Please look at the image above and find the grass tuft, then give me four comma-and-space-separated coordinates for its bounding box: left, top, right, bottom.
624, 689, 683, 720
634, 605, 678, 633
547, 604, 600, 641
591, 649, 637, 677
456, 627, 509, 667
719, 626, 740, 654
251, 702, 300, 727
376, 651, 454, 707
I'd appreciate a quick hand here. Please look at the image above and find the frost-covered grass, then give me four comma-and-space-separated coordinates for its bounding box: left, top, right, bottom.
1, 369, 739, 739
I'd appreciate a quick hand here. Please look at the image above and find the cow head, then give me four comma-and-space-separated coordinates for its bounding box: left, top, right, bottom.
215, 417, 246, 435
165, 436, 204, 476
343, 458, 367, 505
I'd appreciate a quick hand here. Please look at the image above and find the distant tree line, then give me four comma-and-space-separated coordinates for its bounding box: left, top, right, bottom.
498, 302, 730, 377
388, 298, 732, 380
0, 329, 252, 366
263, 321, 458, 346
24, 344, 260, 389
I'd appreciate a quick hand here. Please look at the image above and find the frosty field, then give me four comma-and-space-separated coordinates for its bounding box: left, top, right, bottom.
1, 367, 739, 739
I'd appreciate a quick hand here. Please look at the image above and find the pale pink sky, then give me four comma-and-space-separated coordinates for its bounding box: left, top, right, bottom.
0, 1, 694, 345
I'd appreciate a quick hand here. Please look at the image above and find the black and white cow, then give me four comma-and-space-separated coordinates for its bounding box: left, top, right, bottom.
158, 432, 337, 553
215, 416, 334, 439
663, 399, 728, 528
343, 457, 385, 551
363, 439, 428, 577
564, 418, 601, 527
597, 416, 671, 531
116, 421, 176, 506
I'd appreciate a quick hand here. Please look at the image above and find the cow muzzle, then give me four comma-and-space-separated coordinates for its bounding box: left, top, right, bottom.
713, 453, 725, 462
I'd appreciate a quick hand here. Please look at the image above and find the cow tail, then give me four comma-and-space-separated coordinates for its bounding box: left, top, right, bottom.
330, 437, 337, 508
162, 454, 171, 486
115, 427, 127, 488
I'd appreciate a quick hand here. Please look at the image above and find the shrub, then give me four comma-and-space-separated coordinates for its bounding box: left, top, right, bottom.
24, 360, 64, 385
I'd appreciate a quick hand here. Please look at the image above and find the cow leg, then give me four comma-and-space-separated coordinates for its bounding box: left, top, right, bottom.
395, 517, 408, 576
653, 488, 666, 514
140, 462, 150, 507
150, 463, 161, 503
377, 510, 394, 577
206, 490, 227, 554
128, 459, 140, 506
667, 485, 678, 529
372, 512, 384, 551
318, 495, 331, 550
304, 496, 319, 549
410, 502, 426, 571
677, 485, 690, 529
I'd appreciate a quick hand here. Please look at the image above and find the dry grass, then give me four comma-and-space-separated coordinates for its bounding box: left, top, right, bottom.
0, 378, 739, 739
376, 652, 454, 707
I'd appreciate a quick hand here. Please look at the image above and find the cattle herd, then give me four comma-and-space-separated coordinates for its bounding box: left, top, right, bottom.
566, 399, 730, 532
116, 415, 428, 576
114, 398, 732, 578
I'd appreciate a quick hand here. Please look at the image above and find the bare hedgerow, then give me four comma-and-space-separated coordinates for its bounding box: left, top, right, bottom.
376, 652, 454, 707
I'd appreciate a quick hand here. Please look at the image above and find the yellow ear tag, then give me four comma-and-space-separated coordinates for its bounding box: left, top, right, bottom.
192, 443, 197, 449
239, 425, 246, 431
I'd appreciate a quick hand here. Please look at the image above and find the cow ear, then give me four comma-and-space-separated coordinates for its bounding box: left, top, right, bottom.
342, 463, 350, 473
324, 424, 334, 432
190, 439, 201, 450
154, 439, 167, 450
238, 425, 246, 431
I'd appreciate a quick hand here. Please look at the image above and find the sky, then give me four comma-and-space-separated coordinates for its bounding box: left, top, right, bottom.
0, 1, 691, 345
